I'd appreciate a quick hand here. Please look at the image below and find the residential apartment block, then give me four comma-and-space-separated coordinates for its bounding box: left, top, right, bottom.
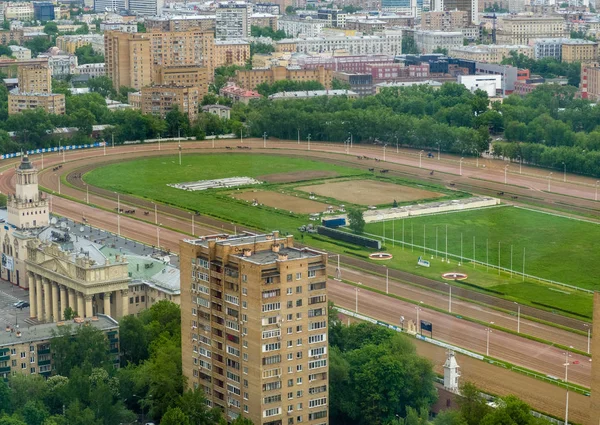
4, 2, 34, 21
278, 16, 329, 38
216, 1, 252, 40
433, 0, 478, 24
344, 18, 385, 35
235, 65, 333, 90
76, 62, 106, 79
448, 44, 533, 63
180, 232, 329, 425
136, 85, 200, 121
155, 65, 209, 97
496, 16, 567, 45
0, 315, 118, 380
562, 39, 598, 63
145, 15, 216, 32
214, 40, 250, 68
580, 62, 600, 100
128, 0, 164, 16
56, 34, 105, 55
277, 33, 402, 56
413, 30, 463, 54
104, 30, 214, 90
421, 10, 469, 31
8, 92, 65, 115
17, 61, 51, 93
8, 45, 31, 60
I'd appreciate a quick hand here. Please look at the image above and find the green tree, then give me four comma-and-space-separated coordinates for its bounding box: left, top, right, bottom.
230, 416, 254, 425
178, 389, 224, 425
211, 65, 245, 93
137, 22, 146, 33
74, 23, 89, 35
433, 410, 468, 425
9, 375, 48, 411
250, 25, 288, 40
20, 400, 49, 425
347, 208, 365, 234
433, 47, 448, 55
87, 76, 116, 98
402, 36, 419, 54
23, 37, 52, 56
164, 105, 190, 137
0, 416, 27, 425
43, 22, 59, 36
62, 307, 77, 320
458, 382, 491, 425
74, 45, 104, 65
0, 45, 14, 57
256, 80, 325, 96
51, 325, 111, 376
71, 109, 95, 135
160, 407, 190, 425
331, 78, 352, 90
119, 315, 149, 366
0, 379, 12, 413
250, 42, 274, 56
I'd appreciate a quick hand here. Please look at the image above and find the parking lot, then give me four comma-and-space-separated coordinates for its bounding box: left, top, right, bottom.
0, 278, 32, 330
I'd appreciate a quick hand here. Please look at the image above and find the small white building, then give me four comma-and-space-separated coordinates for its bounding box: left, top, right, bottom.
8, 45, 31, 60
202, 104, 232, 119
76, 62, 105, 78
443, 350, 460, 394
458, 74, 502, 97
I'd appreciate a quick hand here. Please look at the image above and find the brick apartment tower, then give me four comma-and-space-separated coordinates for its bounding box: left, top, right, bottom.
590, 292, 600, 425
180, 232, 329, 425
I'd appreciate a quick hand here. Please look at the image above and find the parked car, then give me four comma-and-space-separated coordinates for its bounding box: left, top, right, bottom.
14, 301, 29, 309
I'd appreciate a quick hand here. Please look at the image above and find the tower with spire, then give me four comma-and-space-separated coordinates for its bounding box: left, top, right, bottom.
443, 350, 461, 394
7, 155, 49, 229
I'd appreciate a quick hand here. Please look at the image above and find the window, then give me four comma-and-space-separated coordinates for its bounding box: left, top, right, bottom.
263, 407, 281, 418
296, 365, 303, 372
296, 313, 302, 320
287, 288, 293, 295
309, 321, 326, 331
308, 334, 326, 344
227, 383, 241, 395
309, 282, 326, 291
296, 272, 302, 280
227, 346, 240, 357
227, 371, 241, 383
242, 274, 247, 282
287, 274, 293, 282
308, 270, 316, 278
196, 297, 210, 308
309, 385, 327, 395
309, 398, 327, 408
287, 314, 293, 321
197, 272, 209, 282
264, 394, 282, 404
309, 410, 327, 420
296, 286, 302, 293
197, 285, 209, 295
30, 367, 35, 374
226, 320, 239, 331
297, 402, 303, 409
262, 354, 281, 365
287, 353, 293, 360
198, 258, 209, 268
287, 341, 293, 348
225, 294, 239, 305
297, 338, 302, 346
288, 392, 293, 400
262, 316, 279, 326
296, 351, 303, 359
296, 377, 302, 385
262, 342, 281, 352
287, 301, 293, 308
20, 352, 25, 358
262, 302, 280, 313
309, 347, 326, 357
242, 288, 247, 296
296, 300, 302, 307
308, 359, 327, 370
244, 405, 249, 413
262, 329, 281, 339
296, 325, 303, 333
287, 379, 294, 387
262, 381, 282, 391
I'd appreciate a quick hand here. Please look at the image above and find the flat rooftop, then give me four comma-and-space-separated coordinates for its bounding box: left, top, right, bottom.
0, 314, 118, 347
237, 246, 321, 265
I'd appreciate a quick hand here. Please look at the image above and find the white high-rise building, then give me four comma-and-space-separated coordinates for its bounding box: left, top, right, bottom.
216, 1, 251, 40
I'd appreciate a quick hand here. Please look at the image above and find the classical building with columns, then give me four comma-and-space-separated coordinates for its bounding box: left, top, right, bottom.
25, 238, 131, 322
0, 155, 49, 288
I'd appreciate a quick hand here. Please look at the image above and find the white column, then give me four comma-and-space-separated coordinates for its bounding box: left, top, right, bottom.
68, 289, 76, 316
121, 289, 129, 318
85, 296, 93, 318
51, 282, 59, 323
59, 285, 67, 321
103, 292, 111, 317
77, 292, 84, 318
28, 273, 36, 319
35, 276, 43, 321
43, 279, 51, 323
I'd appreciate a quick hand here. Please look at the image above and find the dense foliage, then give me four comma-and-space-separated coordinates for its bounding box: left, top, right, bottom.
250, 25, 288, 40
256, 80, 325, 96
74, 45, 104, 65
501, 51, 581, 86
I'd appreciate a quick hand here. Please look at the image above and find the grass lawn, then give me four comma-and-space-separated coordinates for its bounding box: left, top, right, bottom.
364, 206, 600, 292
84, 154, 364, 233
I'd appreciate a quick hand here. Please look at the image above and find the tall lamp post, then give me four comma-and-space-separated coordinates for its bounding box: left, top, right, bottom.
563, 347, 573, 425
307, 134, 311, 151
459, 157, 464, 176
115, 192, 120, 236
415, 303, 423, 333
263, 132, 267, 148
547, 172, 553, 192
355, 284, 361, 313
446, 283, 452, 313
562, 161, 566, 183
485, 323, 494, 356
190, 212, 195, 236
504, 164, 509, 184
515, 302, 520, 334
419, 150, 424, 168
596, 181, 599, 201
584, 324, 591, 354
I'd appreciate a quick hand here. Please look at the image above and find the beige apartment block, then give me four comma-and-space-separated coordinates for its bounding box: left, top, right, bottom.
8, 93, 65, 115
580, 62, 600, 100
4, 2, 34, 21
497, 16, 567, 45
139, 85, 200, 121
214, 40, 250, 69
145, 15, 216, 32
56, 34, 105, 55
449, 44, 533, 63
180, 232, 329, 425
155, 65, 209, 97
421, 10, 469, 30
562, 40, 598, 63
105, 30, 215, 90
18, 61, 51, 93
104, 32, 152, 90
0, 315, 119, 379
235, 66, 332, 90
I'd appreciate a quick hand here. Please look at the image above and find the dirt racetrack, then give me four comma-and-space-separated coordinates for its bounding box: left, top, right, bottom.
233, 190, 329, 213
298, 178, 444, 205
257, 170, 339, 183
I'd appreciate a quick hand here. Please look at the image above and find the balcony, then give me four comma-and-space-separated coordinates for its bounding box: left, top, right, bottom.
38, 360, 51, 366
0, 367, 10, 373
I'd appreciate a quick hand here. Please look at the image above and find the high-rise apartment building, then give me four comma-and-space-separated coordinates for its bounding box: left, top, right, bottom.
216, 1, 252, 40
104, 32, 152, 90
155, 65, 209, 96
180, 232, 329, 425
214, 40, 250, 68
104, 30, 214, 90
17, 61, 52, 93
